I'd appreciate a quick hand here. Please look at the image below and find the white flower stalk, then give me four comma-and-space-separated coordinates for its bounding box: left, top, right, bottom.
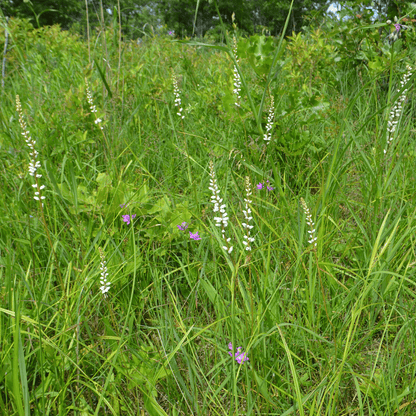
242, 176, 255, 251
208, 161, 233, 254
16, 95, 46, 206
232, 36, 241, 107
384, 64, 412, 154
98, 247, 111, 297
86, 80, 103, 130
263, 95, 275, 144
300, 198, 317, 247
172, 70, 185, 119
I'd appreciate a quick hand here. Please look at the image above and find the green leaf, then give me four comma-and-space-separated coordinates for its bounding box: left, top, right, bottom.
143, 395, 169, 416
175, 40, 229, 53
94, 58, 113, 99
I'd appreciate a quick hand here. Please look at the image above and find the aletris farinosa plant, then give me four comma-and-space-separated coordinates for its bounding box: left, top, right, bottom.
300, 198, 317, 248
98, 247, 111, 297
16, 95, 46, 206
16, 94, 64, 289
242, 176, 255, 251
232, 36, 242, 107
208, 161, 233, 254
263, 95, 275, 144
384, 64, 412, 154
172, 69, 185, 119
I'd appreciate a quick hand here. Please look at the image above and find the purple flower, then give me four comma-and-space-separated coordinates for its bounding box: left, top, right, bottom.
235, 348, 249, 364
387, 21, 406, 44
177, 222, 189, 231
189, 231, 201, 241
122, 214, 136, 225
228, 342, 249, 364
257, 181, 274, 191
168, 30, 175, 36
120, 203, 126, 208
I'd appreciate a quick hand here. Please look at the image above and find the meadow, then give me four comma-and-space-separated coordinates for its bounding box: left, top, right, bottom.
1, 11, 416, 416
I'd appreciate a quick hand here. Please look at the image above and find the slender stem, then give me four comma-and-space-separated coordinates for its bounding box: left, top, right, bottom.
117, 0, 122, 95
85, 0, 90, 65
1, 16, 9, 91
106, 297, 119, 334
99, 0, 110, 98
37, 194, 64, 291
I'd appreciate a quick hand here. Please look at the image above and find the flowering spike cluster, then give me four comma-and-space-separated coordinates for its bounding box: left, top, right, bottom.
232, 36, 242, 107
300, 198, 317, 247
242, 177, 255, 251
16, 95, 46, 205
228, 342, 249, 364
208, 161, 233, 254
384, 64, 412, 154
86, 80, 103, 130
98, 247, 111, 297
172, 70, 185, 119
263, 95, 275, 144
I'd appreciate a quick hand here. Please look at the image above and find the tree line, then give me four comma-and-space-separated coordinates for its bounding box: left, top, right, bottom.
0, 0, 411, 39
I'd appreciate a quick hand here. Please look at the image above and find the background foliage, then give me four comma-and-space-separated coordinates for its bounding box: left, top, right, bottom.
5, 0, 413, 37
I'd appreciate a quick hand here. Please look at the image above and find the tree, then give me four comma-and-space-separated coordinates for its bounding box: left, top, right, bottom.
1, 0, 83, 28
251, 0, 331, 36
154, 0, 253, 38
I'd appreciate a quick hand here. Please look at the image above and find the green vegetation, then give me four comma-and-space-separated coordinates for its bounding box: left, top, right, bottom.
1, 5, 416, 415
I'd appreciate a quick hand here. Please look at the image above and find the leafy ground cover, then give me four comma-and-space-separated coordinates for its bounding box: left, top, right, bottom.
1, 11, 416, 416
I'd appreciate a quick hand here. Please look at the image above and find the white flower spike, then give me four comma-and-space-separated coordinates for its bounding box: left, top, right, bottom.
98, 247, 111, 297
16, 95, 46, 206
209, 161, 233, 254
300, 198, 317, 248
384, 65, 412, 154
242, 176, 255, 251
232, 36, 242, 107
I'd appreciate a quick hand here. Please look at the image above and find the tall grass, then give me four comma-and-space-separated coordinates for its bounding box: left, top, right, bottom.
0, 11, 416, 416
